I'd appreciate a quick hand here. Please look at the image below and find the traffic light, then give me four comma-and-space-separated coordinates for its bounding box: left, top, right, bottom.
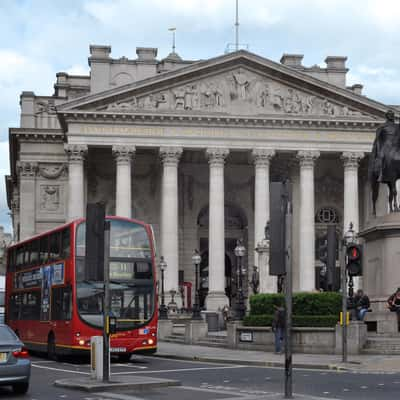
346, 244, 362, 276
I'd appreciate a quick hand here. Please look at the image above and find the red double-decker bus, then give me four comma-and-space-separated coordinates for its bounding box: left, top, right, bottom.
5, 216, 158, 361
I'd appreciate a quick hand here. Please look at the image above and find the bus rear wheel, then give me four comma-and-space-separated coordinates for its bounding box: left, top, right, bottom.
47, 334, 58, 361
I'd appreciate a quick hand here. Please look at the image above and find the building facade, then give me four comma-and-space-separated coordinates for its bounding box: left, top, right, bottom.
6, 45, 393, 311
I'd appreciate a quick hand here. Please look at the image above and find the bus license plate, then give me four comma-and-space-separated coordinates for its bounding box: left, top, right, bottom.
0, 353, 7, 362
110, 347, 126, 353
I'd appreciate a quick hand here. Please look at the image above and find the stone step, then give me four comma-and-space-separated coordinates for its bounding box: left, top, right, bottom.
195, 340, 229, 348
362, 348, 400, 355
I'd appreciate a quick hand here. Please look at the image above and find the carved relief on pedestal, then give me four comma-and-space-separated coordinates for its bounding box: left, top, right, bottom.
97, 68, 368, 118
40, 185, 61, 212
36, 99, 56, 114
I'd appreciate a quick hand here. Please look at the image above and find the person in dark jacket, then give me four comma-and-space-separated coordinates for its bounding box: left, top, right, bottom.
272, 305, 285, 354
354, 289, 370, 321
387, 288, 400, 315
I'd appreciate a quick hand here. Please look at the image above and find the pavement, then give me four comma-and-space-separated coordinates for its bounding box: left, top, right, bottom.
156, 341, 400, 373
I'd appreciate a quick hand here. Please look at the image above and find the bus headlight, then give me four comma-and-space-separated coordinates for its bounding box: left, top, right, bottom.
78, 339, 85, 346
148, 339, 154, 345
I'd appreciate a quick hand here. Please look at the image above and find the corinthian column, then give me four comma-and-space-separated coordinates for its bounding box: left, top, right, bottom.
64, 144, 88, 221
252, 148, 275, 254
160, 146, 182, 299
112, 145, 135, 218
17, 161, 38, 240
297, 150, 320, 292
206, 147, 229, 311
342, 152, 364, 235
342, 152, 364, 290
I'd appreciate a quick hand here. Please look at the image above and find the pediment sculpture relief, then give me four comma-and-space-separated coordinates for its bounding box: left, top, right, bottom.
100, 68, 367, 117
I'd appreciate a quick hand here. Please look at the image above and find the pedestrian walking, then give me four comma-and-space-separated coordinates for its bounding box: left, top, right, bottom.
272, 305, 285, 354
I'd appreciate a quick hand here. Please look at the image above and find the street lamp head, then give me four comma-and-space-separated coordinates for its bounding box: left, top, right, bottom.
234, 239, 246, 257
159, 256, 167, 271
344, 222, 356, 245
192, 249, 201, 266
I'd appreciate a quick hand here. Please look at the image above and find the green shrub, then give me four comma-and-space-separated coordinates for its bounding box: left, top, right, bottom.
249, 292, 342, 316
243, 314, 338, 327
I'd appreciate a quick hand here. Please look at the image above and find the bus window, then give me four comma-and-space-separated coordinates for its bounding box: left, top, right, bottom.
30, 240, 39, 265
16, 246, 24, 270
49, 232, 61, 261
51, 286, 71, 320
21, 292, 40, 320
40, 236, 49, 264
61, 229, 70, 259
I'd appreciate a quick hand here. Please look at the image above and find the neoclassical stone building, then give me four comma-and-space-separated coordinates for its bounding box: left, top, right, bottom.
6, 45, 393, 311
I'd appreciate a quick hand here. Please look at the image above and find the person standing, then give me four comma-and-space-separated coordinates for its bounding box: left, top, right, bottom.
272, 305, 285, 354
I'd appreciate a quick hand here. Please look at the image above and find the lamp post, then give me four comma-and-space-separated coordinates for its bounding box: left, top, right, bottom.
159, 256, 168, 320
234, 239, 246, 320
191, 249, 202, 320
341, 222, 356, 363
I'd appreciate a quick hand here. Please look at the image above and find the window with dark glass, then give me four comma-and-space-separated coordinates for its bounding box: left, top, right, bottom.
20, 291, 41, 320
51, 286, 72, 320
49, 232, 61, 261
40, 236, 49, 264
16, 246, 24, 270
30, 240, 39, 265
61, 228, 71, 259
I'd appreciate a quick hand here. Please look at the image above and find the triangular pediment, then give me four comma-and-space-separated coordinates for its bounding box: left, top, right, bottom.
58, 51, 388, 121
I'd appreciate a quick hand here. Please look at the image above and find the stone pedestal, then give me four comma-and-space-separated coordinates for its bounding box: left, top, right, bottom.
256, 238, 277, 293
359, 213, 400, 298
184, 320, 208, 345
158, 319, 173, 340
335, 321, 367, 355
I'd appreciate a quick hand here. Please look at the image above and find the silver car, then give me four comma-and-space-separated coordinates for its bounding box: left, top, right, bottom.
0, 324, 31, 394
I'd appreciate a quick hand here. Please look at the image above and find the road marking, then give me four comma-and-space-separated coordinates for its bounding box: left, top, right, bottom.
32, 363, 90, 375
94, 393, 146, 400
111, 365, 246, 375
31, 360, 55, 364
113, 363, 147, 369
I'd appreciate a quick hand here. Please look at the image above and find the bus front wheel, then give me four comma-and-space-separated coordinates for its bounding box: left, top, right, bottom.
47, 333, 58, 361
117, 353, 132, 363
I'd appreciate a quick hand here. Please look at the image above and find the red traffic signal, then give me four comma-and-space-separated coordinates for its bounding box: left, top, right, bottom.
346, 244, 362, 276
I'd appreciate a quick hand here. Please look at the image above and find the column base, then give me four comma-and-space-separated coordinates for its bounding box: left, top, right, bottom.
205, 291, 229, 312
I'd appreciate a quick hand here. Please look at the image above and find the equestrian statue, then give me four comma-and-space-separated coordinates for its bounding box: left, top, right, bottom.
369, 110, 400, 215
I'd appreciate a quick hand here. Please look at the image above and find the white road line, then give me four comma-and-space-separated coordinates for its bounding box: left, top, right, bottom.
32, 363, 90, 375
31, 360, 55, 364
111, 365, 246, 375
113, 363, 147, 369
94, 393, 146, 400
141, 355, 240, 366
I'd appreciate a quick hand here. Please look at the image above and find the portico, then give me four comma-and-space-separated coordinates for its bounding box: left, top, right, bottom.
7, 45, 391, 310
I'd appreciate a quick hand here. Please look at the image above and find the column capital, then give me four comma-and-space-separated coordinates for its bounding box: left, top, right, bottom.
112, 145, 136, 164
17, 161, 38, 178
341, 152, 364, 169
206, 147, 229, 166
297, 150, 320, 168
160, 146, 183, 166
64, 144, 88, 162
252, 148, 275, 166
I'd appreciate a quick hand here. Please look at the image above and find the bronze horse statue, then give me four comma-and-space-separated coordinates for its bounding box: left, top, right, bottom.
369, 110, 400, 215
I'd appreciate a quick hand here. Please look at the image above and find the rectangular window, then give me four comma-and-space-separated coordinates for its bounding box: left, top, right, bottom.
19, 291, 41, 320
61, 229, 71, 260
49, 232, 61, 261
40, 236, 49, 264
30, 240, 39, 266
16, 247, 24, 270
51, 286, 72, 320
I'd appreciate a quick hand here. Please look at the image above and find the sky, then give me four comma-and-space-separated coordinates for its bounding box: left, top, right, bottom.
1, 0, 400, 234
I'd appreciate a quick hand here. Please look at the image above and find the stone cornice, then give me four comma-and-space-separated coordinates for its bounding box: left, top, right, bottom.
61, 110, 381, 132
9, 128, 64, 143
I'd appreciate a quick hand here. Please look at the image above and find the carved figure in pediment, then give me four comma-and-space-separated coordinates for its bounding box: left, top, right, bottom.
322, 99, 336, 116
232, 70, 250, 100
284, 89, 301, 114
183, 85, 197, 110
214, 87, 224, 107
173, 88, 186, 110
271, 89, 284, 111
201, 84, 215, 108
150, 92, 167, 108
107, 97, 137, 111
300, 95, 314, 114
259, 84, 270, 108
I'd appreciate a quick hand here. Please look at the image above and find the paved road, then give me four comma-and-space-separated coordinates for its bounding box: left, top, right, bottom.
1, 354, 400, 399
